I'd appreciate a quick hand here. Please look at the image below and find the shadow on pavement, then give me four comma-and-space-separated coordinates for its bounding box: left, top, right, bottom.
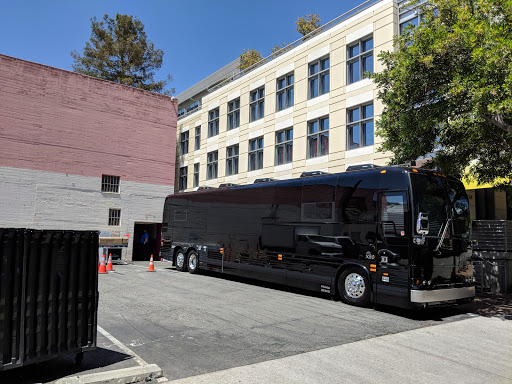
471, 292, 512, 320
0, 347, 134, 384
173, 267, 512, 322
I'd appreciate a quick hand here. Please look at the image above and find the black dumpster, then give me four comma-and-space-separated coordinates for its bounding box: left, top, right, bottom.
0, 229, 98, 371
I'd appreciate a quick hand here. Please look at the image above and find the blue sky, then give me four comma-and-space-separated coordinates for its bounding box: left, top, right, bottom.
1, 0, 365, 95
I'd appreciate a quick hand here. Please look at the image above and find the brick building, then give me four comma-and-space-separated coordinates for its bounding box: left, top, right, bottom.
0, 54, 177, 261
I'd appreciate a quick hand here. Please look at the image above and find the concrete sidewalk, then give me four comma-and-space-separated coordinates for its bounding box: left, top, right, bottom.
166, 316, 512, 384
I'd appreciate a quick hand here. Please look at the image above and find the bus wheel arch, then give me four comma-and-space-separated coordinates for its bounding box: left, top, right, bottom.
336, 264, 371, 307
187, 249, 199, 274
175, 248, 188, 272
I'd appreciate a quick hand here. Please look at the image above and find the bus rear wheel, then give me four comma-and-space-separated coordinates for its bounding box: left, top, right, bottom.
338, 267, 370, 307
188, 251, 199, 274
175, 250, 187, 272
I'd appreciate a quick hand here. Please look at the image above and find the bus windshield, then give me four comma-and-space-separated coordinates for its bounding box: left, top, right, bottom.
410, 173, 470, 238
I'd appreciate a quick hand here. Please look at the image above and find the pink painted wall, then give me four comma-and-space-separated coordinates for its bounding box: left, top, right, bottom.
0, 54, 177, 186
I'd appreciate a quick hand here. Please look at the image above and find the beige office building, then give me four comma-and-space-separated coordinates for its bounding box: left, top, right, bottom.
175, 0, 510, 222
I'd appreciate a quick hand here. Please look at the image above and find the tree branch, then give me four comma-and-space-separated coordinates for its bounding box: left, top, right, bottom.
483, 115, 512, 135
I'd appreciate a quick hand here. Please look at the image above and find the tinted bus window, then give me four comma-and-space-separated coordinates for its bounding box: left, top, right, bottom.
446, 180, 470, 237
336, 173, 378, 223
380, 192, 406, 236
410, 174, 447, 236
274, 182, 302, 223
302, 177, 336, 222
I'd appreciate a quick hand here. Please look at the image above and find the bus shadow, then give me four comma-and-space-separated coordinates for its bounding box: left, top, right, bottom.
174, 267, 510, 321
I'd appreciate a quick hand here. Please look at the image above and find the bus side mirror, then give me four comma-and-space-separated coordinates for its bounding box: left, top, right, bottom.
416, 212, 429, 235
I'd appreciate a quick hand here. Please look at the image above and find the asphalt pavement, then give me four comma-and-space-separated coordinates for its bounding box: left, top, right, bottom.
1, 261, 510, 384
164, 315, 512, 384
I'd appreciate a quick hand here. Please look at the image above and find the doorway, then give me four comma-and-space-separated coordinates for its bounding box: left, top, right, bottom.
132, 223, 162, 261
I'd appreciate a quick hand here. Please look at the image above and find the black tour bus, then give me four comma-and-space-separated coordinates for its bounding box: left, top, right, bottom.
161, 166, 474, 309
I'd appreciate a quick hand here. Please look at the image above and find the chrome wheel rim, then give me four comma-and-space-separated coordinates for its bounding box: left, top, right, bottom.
176, 252, 185, 269
345, 273, 366, 299
188, 253, 197, 270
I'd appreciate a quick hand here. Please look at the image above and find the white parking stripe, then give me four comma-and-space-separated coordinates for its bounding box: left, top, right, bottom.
97, 325, 148, 366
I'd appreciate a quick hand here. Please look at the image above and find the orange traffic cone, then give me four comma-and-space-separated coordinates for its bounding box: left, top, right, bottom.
106, 253, 114, 272
98, 254, 107, 274
147, 254, 155, 272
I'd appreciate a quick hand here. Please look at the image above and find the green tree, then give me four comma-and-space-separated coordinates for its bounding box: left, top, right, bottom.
372, 0, 512, 186
238, 49, 263, 70
296, 14, 321, 37
71, 14, 174, 95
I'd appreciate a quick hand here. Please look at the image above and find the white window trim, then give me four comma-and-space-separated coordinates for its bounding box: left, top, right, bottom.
274, 163, 293, 173
346, 145, 374, 158
346, 78, 373, 93
307, 93, 329, 108
306, 155, 329, 167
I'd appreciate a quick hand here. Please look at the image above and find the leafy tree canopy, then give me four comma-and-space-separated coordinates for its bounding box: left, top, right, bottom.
71, 14, 174, 95
296, 14, 321, 37
238, 49, 263, 70
372, 0, 512, 186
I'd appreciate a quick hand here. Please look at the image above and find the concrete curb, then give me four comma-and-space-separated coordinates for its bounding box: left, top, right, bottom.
55, 364, 163, 384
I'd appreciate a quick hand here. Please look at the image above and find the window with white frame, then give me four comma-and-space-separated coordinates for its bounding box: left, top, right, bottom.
249, 87, 265, 122
179, 166, 188, 191
248, 137, 264, 171
308, 57, 329, 99
101, 175, 120, 193
226, 145, 239, 176
180, 131, 189, 155
275, 128, 293, 165
193, 163, 199, 188
108, 208, 121, 226
208, 108, 219, 137
227, 99, 240, 130
194, 126, 201, 150
347, 36, 373, 84
307, 117, 329, 158
207, 151, 218, 180
347, 103, 374, 150
276, 73, 294, 111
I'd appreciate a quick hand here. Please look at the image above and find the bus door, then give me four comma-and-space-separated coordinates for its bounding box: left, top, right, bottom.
376, 191, 410, 308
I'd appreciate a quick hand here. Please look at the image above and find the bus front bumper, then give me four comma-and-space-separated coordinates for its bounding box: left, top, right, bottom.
410, 286, 475, 303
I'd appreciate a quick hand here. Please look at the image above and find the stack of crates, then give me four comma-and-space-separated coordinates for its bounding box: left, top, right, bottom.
472, 220, 512, 293
0, 229, 98, 371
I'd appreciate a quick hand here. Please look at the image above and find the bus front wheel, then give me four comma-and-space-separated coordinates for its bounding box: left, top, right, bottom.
188, 251, 199, 274
175, 250, 187, 272
338, 267, 370, 307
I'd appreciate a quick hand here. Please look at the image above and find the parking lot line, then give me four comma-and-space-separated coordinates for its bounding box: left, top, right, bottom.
97, 325, 148, 366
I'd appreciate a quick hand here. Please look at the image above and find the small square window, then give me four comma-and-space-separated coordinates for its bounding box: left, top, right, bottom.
108, 208, 121, 226
102, 175, 120, 193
